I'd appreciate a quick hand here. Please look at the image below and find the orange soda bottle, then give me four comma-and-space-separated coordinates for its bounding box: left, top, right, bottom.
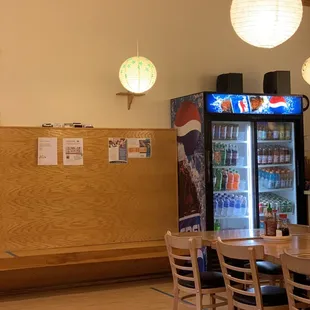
233, 170, 240, 190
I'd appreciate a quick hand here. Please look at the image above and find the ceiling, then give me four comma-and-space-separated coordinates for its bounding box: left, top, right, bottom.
303, 0, 310, 6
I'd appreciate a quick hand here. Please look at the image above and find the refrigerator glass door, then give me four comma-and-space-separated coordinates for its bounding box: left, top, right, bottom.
212, 121, 254, 230
257, 122, 297, 225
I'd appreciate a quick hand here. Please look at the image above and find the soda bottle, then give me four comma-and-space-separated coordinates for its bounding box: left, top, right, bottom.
226, 144, 233, 166
261, 124, 267, 140
279, 148, 285, 163
280, 170, 286, 188
257, 124, 262, 141
227, 169, 234, 190
257, 148, 262, 165
267, 147, 273, 164
288, 170, 293, 188
215, 169, 222, 191
267, 127, 273, 140
221, 124, 227, 140
279, 123, 285, 140
227, 124, 233, 140
214, 219, 221, 231
233, 170, 240, 190
232, 145, 238, 166
273, 123, 280, 140
214, 143, 221, 166
262, 147, 267, 165
285, 148, 291, 163
212, 124, 216, 140
215, 124, 221, 140
221, 144, 227, 166
273, 147, 280, 164
232, 124, 239, 140
227, 194, 235, 216
285, 123, 291, 140
222, 169, 228, 191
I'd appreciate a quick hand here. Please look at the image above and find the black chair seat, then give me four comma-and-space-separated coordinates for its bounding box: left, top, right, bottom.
244, 261, 282, 275
234, 285, 288, 307
179, 271, 225, 289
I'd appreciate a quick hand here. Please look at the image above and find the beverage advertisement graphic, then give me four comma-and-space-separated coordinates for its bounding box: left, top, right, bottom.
206, 93, 302, 115
171, 93, 206, 233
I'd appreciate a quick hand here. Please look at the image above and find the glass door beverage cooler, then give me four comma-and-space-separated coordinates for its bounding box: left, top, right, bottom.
171, 92, 306, 233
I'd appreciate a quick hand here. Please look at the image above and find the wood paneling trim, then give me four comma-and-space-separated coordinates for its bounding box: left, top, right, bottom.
303, 0, 310, 6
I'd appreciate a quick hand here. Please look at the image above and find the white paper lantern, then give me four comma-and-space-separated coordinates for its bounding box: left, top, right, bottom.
302, 57, 310, 85
119, 56, 157, 94
230, 0, 303, 49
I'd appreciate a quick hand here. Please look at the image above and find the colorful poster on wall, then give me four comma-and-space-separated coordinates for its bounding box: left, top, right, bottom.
38, 137, 58, 166
63, 138, 83, 165
108, 138, 128, 163
128, 138, 151, 158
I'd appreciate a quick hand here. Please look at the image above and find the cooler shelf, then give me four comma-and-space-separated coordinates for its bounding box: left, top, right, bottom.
214, 190, 248, 194
215, 216, 249, 219
259, 188, 293, 193
257, 140, 292, 144
213, 166, 249, 169
212, 140, 247, 144
258, 163, 292, 168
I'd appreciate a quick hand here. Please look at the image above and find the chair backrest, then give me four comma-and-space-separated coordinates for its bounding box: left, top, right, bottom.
281, 251, 310, 310
288, 224, 310, 235
216, 237, 265, 309
165, 231, 203, 293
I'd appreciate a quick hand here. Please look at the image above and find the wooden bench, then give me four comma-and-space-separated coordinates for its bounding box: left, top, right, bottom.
0, 241, 170, 293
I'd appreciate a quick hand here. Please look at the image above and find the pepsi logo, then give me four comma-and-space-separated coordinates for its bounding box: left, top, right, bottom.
174, 101, 202, 157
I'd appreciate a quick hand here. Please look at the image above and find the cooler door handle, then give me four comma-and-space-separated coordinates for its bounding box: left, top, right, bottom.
207, 150, 211, 185
296, 160, 300, 187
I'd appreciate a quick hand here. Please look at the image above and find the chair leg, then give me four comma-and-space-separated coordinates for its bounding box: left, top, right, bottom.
173, 287, 179, 310
210, 294, 216, 309
196, 293, 203, 310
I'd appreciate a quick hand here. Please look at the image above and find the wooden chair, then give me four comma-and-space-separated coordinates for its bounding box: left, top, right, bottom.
164, 231, 227, 310
281, 251, 310, 310
216, 237, 288, 310
288, 224, 310, 235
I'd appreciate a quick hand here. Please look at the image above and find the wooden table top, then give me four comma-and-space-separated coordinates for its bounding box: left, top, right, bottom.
175, 229, 310, 264
173, 229, 262, 246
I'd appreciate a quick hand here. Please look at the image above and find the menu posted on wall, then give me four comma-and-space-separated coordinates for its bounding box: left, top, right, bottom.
128, 138, 151, 158
38, 137, 58, 166
108, 138, 128, 163
63, 138, 84, 166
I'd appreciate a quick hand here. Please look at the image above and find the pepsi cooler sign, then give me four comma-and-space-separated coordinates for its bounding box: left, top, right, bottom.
206, 93, 302, 115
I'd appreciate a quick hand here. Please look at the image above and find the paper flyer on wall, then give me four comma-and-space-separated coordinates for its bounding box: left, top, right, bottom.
63, 138, 83, 165
108, 138, 128, 163
38, 137, 58, 165
127, 138, 151, 158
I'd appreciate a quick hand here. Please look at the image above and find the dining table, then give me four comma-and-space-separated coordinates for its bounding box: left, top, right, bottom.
174, 229, 310, 264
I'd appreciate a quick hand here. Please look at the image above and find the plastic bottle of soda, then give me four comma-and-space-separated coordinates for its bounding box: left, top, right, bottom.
212, 124, 216, 140
280, 170, 286, 188
233, 170, 240, 190
261, 124, 267, 140
285, 148, 291, 164
273, 124, 280, 140
227, 144, 233, 166
221, 124, 227, 140
279, 124, 285, 140
232, 145, 238, 166
227, 169, 234, 190
285, 123, 291, 140
222, 169, 228, 191
273, 147, 280, 164
257, 124, 262, 141
215, 124, 221, 140
215, 169, 222, 191
214, 143, 221, 166
275, 170, 281, 189
268, 170, 275, 189
279, 148, 285, 163
262, 147, 267, 165
267, 127, 273, 140
214, 219, 221, 231
227, 124, 233, 140
257, 148, 263, 165
267, 147, 273, 164
220, 144, 226, 166
232, 125, 239, 140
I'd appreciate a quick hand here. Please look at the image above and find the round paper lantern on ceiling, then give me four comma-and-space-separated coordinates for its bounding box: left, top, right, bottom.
119, 56, 157, 94
302, 57, 310, 85
230, 0, 303, 49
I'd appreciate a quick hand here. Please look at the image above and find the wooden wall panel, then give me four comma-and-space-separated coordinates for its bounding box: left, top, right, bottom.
0, 127, 178, 251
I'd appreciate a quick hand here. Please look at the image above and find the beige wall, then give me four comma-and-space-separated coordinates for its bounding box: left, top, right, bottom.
0, 0, 309, 130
